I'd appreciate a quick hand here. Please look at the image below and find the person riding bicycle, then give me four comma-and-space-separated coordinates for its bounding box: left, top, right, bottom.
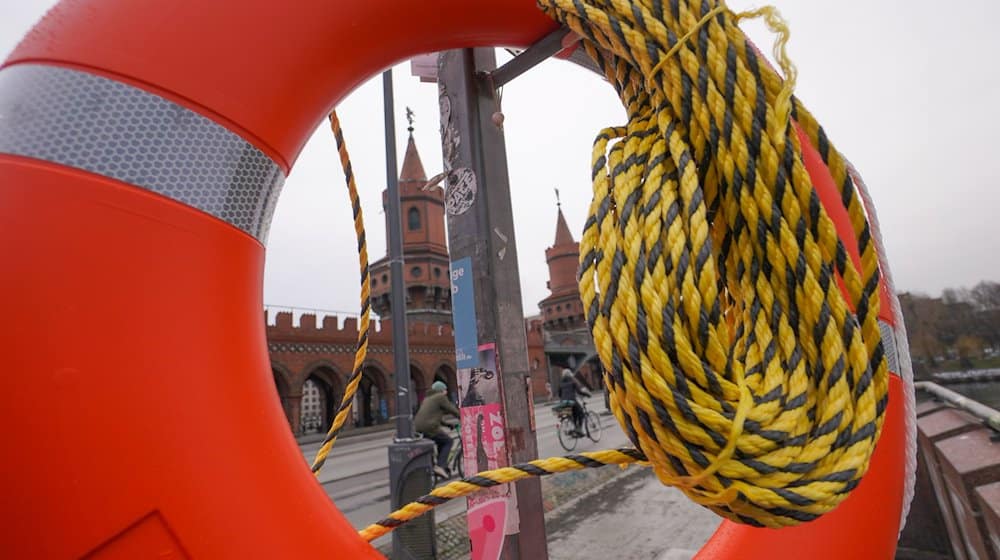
557, 369, 591, 437
414, 380, 460, 479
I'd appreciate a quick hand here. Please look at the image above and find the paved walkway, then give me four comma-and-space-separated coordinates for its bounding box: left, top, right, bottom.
392, 462, 722, 559
364, 395, 722, 559
545, 467, 719, 560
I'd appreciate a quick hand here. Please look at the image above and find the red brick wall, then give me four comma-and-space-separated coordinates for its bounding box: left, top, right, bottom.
266, 311, 456, 435
267, 310, 560, 437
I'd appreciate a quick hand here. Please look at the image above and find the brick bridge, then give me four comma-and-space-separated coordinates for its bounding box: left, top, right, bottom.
266, 311, 457, 436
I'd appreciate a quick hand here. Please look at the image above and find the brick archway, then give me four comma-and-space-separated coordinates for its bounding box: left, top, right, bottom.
433, 362, 458, 404
357, 363, 389, 427
299, 363, 344, 436
410, 364, 428, 409
574, 353, 603, 391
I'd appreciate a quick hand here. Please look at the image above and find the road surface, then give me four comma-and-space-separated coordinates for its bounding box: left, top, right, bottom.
300, 396, 631, 542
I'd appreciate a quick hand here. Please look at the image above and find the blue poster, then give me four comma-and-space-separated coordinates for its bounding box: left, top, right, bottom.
450, 257, 478, 368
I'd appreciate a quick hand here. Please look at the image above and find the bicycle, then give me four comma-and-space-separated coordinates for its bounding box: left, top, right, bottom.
445, 424, 463, 479
553, 398, 602, 451
423, 423, 463, 484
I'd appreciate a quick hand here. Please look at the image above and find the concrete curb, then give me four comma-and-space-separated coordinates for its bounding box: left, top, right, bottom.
296, 423, 395, 445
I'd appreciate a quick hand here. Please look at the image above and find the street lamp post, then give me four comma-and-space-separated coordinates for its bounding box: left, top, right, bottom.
382, 68, 438, 560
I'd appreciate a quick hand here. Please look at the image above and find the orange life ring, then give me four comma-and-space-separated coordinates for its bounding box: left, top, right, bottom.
0, 1, 912, 558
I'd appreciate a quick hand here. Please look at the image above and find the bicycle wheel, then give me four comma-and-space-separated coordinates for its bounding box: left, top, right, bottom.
585, 411, 602, 442
557, 417, 577, 451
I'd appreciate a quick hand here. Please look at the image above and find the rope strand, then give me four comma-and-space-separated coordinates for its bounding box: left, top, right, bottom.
358, 448, 646, 542
309, 112, 372, 475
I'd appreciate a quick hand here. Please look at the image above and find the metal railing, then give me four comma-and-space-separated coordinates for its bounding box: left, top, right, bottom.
916, 381, 1000, 432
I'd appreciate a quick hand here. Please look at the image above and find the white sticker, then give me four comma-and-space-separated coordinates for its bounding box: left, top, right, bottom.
446, 167, 477, 216
438, 89, 461, 169
439, 92, 451, 126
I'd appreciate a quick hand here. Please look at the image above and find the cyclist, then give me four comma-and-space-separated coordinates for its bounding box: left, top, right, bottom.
557, 368, 591, 437
415, 380, 460, 479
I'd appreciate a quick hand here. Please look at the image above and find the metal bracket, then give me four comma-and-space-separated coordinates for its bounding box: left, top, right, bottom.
485, 27, 573, 88
483, 26, 604, 93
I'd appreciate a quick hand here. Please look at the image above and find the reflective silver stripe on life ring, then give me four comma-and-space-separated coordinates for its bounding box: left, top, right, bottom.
879, 319, 900, 374
0, 64, 284, 242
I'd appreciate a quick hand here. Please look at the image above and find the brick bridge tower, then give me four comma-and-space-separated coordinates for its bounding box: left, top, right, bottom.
537, 192, 599, 391
370, 113, 452, 325
539, 191, 585, 331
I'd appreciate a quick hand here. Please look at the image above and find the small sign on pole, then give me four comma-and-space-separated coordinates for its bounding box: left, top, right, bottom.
410, 53, 438, 83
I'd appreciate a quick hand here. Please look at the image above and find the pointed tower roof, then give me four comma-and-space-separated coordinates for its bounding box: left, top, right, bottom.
553, 206, 575, 246
552, 189, 574, 247
399, 131, 427, 184
370, 112, 451, 325
540, 192, 584, 331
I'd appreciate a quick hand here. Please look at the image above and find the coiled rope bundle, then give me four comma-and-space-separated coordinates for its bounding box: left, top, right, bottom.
317, 0, 891, 541
547, 0, 889, 526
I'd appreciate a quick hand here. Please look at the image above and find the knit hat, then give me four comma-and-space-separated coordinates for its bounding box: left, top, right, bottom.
431, 380, 448, 392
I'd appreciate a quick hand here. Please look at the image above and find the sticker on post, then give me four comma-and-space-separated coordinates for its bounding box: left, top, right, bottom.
445, 167, 476, 216
450, 257, 477, 368
458, 344, 515, 560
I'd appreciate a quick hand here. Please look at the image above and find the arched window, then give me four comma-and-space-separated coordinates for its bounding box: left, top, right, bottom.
408, 207, 421, 230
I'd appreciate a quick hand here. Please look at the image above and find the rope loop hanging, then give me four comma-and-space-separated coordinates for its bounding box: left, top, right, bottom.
538, 0, 889, 527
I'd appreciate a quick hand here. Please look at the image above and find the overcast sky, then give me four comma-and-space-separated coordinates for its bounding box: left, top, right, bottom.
3, 1, 999, 321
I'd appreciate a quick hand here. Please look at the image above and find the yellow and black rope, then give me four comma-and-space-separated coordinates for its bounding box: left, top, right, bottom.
309, 111, 372, 475
359, 448, 646, 541
318, 0, 890, 542
547, 0, 887, 527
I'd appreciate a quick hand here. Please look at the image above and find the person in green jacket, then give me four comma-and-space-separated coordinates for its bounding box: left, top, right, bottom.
414, 380, 460, 478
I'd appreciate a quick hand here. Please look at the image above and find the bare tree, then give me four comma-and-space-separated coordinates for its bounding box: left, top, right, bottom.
970, 281, 1000, 311
898, 281, 1000, 373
